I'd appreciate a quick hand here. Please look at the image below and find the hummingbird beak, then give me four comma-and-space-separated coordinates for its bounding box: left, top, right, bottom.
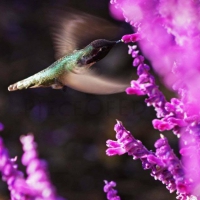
115, 39, 122, 44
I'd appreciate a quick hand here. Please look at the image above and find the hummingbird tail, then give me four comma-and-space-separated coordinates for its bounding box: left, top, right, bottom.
8, 61, 65, 91
8, 68, 64, 91
8, 75, 41, 91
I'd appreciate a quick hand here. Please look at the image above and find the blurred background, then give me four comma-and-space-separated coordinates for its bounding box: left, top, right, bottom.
0, 0, 178, 199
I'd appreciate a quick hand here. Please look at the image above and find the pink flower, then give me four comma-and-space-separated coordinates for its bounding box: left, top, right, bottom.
104, 180, 121, 200
106, 121, 191, 198
108, 1, 200, 199
0, 135, 63, 200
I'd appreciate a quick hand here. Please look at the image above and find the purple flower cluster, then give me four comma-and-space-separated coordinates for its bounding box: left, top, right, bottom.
110, 1, 200, 108
0, 137, 24, 200
104, 39, 200, 199
0, 134, 63, 200
105, 0, 200, 199
124, 43, 189, 137
104, 180, 121, 200
106, 121, 193, 199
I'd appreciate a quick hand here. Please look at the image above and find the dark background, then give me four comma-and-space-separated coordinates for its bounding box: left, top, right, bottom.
0, 0, 178, 199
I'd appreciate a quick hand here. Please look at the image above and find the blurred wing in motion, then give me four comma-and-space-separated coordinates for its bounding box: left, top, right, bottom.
47, 7, 134, 94
48, 7, 120, 59
62, 68, 131, 94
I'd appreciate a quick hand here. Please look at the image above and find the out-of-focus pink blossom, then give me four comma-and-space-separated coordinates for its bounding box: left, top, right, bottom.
104, 180, 121, 200
116, 41, 200, 199
20, 134, 59, 200
109, 3, 124, 21
0, 122, 4, 131
111, 0, 200, 115
0, 134, 64, 200
109, 1, 200, 199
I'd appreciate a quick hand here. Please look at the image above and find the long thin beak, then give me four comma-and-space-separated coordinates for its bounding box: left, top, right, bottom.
116, 39, 122, 44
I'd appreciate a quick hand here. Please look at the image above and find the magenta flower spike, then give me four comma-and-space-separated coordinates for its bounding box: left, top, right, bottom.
20, 134, 60, 200
107, 0, 200, 199
111, 0, 200, 108
0, 135, 64, 200
106, 121, 196, 199
104, 180, 121, 200
0, 138, 26, 200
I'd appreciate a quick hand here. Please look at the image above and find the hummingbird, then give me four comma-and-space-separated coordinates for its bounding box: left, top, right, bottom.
8, 8, 133, 94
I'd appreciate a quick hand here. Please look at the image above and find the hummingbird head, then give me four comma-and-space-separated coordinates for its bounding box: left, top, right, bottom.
79, 39, 121, 65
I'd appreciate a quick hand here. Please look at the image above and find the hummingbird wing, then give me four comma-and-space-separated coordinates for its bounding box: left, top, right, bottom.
47, 7, 134, 94
61, 68, 131, 94
48, 7, 120, 59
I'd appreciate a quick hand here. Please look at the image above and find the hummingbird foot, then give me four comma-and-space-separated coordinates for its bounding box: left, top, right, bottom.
51, 79, 64, 89
51, 84, 63, 89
